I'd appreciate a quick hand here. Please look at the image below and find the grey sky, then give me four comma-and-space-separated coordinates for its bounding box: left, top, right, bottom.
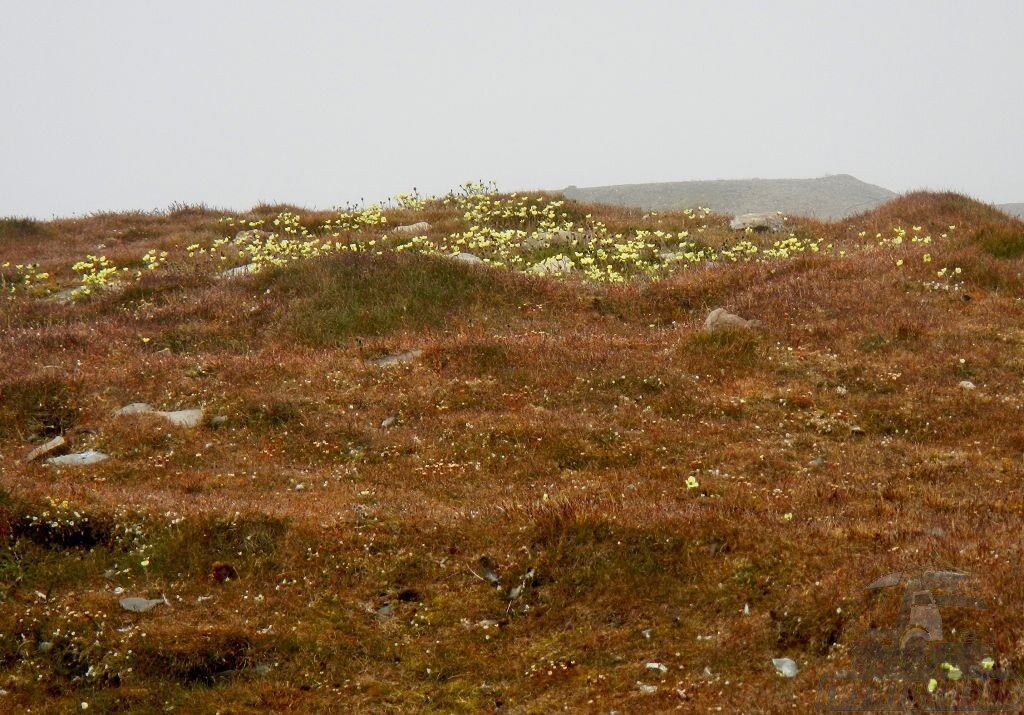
2, 0, 1021, 218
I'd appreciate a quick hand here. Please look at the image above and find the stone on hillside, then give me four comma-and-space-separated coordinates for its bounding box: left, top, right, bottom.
529, 256, 576, 276
959, 380, 976, 391
119, 596, 168, 613
772, 657, 799, 678
391, 221, 431, 236
524, 230, 584, 250
219, 262, 259, 279
114, 403, 205, 428
234, 229, 272, 243
370, 349, 423, 368
115, 403, 155, 416
730, 212, 785, 232
25, 435, 68, 463
159, 409, 205, 428
704, 308, 760, 331
46, 450, 109, 466
452, 252, 483, 264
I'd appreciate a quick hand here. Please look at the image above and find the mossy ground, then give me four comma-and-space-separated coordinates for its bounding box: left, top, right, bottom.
1, 193, 1024, 712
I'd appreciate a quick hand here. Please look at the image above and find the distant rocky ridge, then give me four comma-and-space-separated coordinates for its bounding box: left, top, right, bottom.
561, 175, 1024, 223
561, 175, 897, 220
998, 203, 1024, 219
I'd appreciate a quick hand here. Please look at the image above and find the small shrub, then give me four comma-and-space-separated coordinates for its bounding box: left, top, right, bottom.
972, 225, 1024, 259
0, 217, 47, 245
679, 327, 765, 373
0, 373, 82, 438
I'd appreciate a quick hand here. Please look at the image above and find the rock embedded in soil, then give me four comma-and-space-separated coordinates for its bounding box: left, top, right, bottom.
218, 262, 259, 279
529, 255, 576, 275
114, 403, 204, 428
452, 252, 483, 264
730, 212, 785, 232
369, 350, 423, 368
119, 596, 167, 613
772, 657, 799, 677
391, 221, 431, 236
24, 435, 68, 462
704, 308, 761, 331
46, 450, 109, 466
959, 380, 977, 390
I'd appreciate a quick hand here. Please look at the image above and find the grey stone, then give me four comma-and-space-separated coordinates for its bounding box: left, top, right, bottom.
159, 409, 204, 428
730, 212, 785, 232
772, 657, 799, 677
119, 596, 167, 613
523, 230, 584, 250
959, 380, 976, 391
452, 252, 483, 264
114, 403, 155, 416
114, 403, 204, 428
704, 308, 760, 331
370, 349, 423, 368
867, 572, 902, 590
380, 416, 397, 429
391, 221, 431, 236
25, 435, 67, 463
219, 262, 259, 279
46, 450, 109, 466
234, 229, 272, 242
529, 255, 575, 275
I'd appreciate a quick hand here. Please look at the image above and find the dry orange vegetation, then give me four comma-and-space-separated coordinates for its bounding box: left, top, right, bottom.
2, 191, 1024, 712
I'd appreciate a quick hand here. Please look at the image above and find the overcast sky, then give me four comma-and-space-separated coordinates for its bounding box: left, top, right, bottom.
2, 0, 1021, 218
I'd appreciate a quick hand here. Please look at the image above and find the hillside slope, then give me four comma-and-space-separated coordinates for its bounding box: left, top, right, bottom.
2, 190, 1024, 711
562, 174, 896, 219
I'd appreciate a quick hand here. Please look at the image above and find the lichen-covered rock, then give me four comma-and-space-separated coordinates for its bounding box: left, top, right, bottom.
730, 212, 785, 232
704, 308, 760, 330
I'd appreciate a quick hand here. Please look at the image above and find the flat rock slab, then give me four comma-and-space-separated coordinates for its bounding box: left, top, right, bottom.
730, 212, 785, 232
119, 596, 167, 613
772, 657, 799, 677
452, 252, 483, 264
704, 308, 761, 330
25, 435, 67, 463
114, 404, 205, 428
391, 222, 431, 236
219, 263, 259, 279
370, 349, 423, 368
529, 256, 576, 275
46, 450, 109, 466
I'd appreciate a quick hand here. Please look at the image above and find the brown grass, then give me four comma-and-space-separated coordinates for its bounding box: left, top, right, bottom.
2, 192, 1024, 711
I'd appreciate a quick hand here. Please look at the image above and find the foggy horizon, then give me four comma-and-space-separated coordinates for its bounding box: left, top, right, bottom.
2, 0, 1022, 219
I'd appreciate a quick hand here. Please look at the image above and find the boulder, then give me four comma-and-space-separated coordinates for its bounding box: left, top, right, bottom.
730, 212, 785, 232
219, 262, 259, 279
234, 229, 272, 243
370, 349, 423, 368
704, 308, 761, 331
452, 252, 483, 264
529, 256, 576, 276
24, 435, 68, 463
523, 230, 584, 250
114, 403, 205, 428
46, 450, 109, 466
391, 222, 431, 236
